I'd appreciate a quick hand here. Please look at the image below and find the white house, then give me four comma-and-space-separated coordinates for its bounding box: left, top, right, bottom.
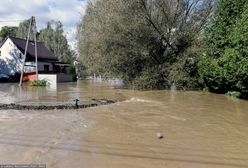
0, 36, 66, 75
0, 37, 73, 82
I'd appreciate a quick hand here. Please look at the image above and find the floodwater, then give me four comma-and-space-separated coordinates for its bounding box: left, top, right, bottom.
0, 80, 126, 105
0, 80, 248, 168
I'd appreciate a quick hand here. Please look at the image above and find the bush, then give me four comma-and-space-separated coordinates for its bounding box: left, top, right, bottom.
203, 87, 210, 92
66, 64, 76, 75
225, 91, 241, 98
30, 79, 48, 87
169, 56, 199, 89
198, 56, 226, 93
130, 64, 170, 90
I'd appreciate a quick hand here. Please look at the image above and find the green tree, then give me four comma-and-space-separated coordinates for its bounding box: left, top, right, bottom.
38, 21, 54, 51
39, 21, 74, 63
199, 0, 248, 96
77, 0, 215, 89
0, 26, 18, 42
16, 19, 35, 40
204, 0, 246, 59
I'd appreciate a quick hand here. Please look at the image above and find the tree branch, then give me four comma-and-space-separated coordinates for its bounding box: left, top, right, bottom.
139, 0, 175, 50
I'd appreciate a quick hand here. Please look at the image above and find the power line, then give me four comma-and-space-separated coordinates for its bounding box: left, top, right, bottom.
0, 20, 24, 23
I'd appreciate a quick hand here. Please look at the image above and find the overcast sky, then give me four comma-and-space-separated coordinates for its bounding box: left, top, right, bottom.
0, 0, 88, 49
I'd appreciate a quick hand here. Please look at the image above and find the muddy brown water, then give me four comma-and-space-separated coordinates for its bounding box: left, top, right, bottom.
0, 80, 126, 105
0, 80, 248, 168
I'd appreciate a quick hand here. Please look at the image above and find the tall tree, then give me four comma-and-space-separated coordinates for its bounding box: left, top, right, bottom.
38, 21, 54, 50
0, 26, 18, 42
77, 0, 215, 89
204, 0, 246, 58
199, 0, 248, 96
16, 19, 34, 40
39, 21, 74, 63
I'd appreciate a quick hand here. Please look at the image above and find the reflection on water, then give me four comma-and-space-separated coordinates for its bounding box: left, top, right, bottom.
0, 80, 126, 105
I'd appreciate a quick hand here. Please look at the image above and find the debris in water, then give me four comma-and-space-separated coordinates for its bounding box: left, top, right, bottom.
156, 133, 164, 139
73, 99, 80, 109
0, 99, 117, 110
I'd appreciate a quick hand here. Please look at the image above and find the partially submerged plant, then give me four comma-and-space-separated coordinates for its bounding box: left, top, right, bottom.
225, 91, 241, 98
30, 79, 48, 87
203, 87, 209, 92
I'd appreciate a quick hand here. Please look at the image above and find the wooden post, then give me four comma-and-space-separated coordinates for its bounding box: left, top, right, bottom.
19, 17, 33, 86
19, 16, 38, 85
33, 17, 38, 80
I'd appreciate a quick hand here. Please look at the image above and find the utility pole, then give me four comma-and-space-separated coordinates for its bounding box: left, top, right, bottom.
19, 16, 38, 86
33, 17, 38, 80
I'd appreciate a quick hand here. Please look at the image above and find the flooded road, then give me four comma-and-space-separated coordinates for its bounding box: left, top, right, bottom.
0, 81, 248, 167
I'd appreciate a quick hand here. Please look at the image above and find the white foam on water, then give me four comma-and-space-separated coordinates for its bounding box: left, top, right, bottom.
124, 97, 155, 103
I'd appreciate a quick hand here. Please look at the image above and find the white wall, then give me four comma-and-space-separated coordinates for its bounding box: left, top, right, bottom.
38, 74, 57, 88
0, 38, 24, 75
38, 74, 73, 88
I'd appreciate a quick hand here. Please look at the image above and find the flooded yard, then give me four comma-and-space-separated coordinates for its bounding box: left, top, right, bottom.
0, 80, 248, 168
0, 80, 126, 105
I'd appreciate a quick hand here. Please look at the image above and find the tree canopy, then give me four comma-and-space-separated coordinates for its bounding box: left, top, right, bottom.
198, 0, 248, 97
77, 0, 215, 89
39, 21, 74, 63
16, 19, 34, 40
0, 26, 18, 42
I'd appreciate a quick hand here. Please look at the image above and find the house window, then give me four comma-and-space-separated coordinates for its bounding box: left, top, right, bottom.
44, 65, 50, 72
19, 53, 22, 59
0, 50, 1, 56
